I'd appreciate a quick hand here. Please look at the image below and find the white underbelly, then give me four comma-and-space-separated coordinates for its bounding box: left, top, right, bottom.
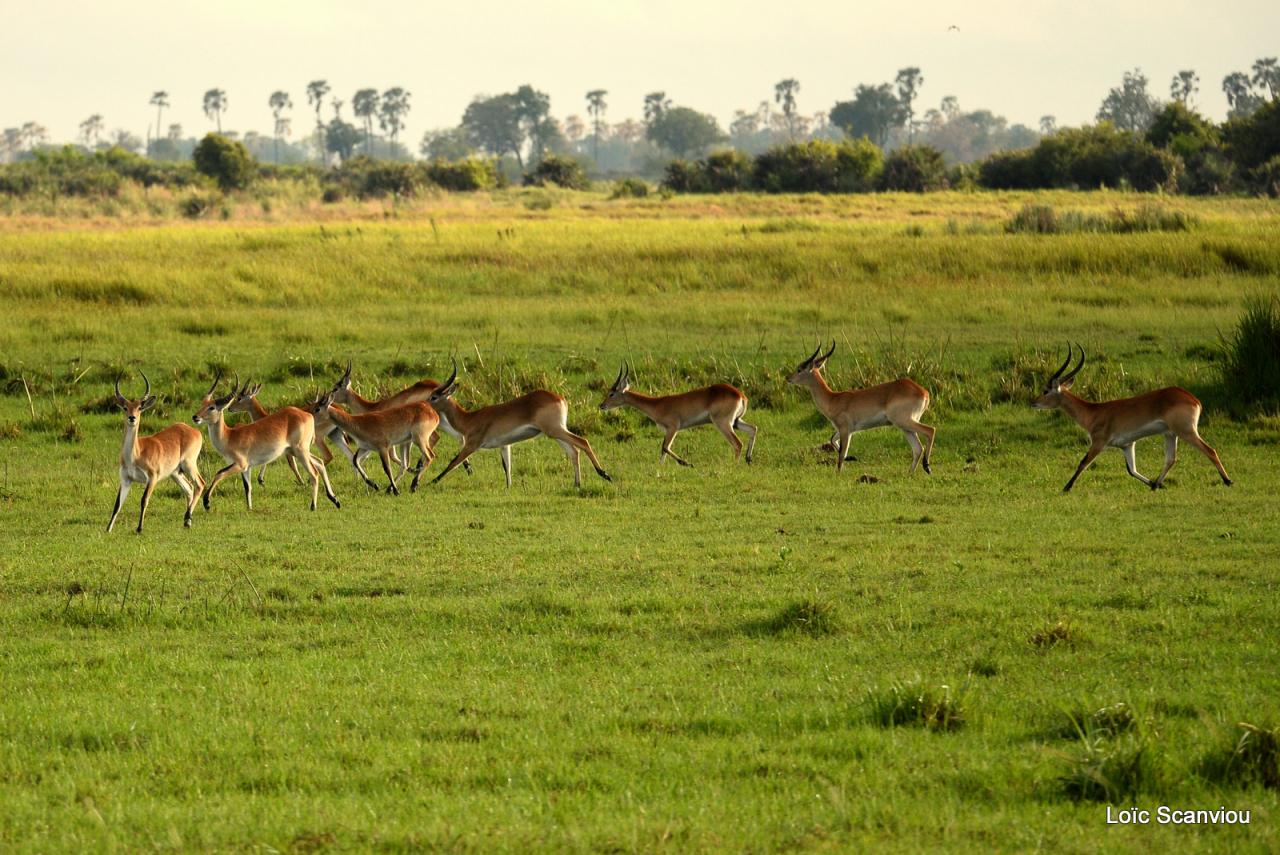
482, 425, 541, 448
1109, 421, 1167, 447
679, 414, 712, 430
849, 413, 892, 432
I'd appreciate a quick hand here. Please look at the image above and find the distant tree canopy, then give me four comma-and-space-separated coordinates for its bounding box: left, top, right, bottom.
462, 94, 525, 164
192, 133, 254, 190
830, 84, 904, 148
324, 119, 362, 162
1096, 68, 1160, 132
419, 127, 475, 162
645, 107, 725, 158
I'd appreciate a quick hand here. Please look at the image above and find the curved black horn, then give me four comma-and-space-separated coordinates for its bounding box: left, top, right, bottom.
798, 343, 822, 370
822, 339, 837, 362
1062, 344, 1086, 383
441, 358, 458, 391
342, 360, 352, 382
138, 369, 151, 400
612, 361, 626, 390
114, 374, 126, 402
1048, 342, 1073, 383
206, 370, 223, 397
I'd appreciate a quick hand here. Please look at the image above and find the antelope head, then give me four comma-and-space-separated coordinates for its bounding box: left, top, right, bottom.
1033, 344, 1085, 409
786, 340, 835, 387
599, 362, 632, 411
113, 370, 157, 426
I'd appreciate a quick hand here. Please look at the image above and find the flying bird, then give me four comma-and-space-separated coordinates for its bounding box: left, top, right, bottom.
948, 24, 960, 32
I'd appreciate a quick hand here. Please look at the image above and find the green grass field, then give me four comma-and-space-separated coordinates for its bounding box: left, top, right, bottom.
1, 191, 1278, 852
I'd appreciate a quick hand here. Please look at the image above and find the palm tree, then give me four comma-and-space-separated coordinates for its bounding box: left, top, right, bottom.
202, 89, 228, 132
585, 90, 608, 163
1253, 57, 1280, 101
306, 80, 330, 163
268, 91, 292, 164
643, 92, 670, 125
1170, 70, 1199, 105
150, 91, 169, 146
79, 114, 104, 148
774, 79, 800, 140
378, 87, 411, 158
353, 89, 380, 155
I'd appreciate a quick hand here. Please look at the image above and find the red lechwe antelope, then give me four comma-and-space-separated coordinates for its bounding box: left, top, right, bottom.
308, 391, 439, 494
226, 383, 306, 486
1033, 343, 1232, 492
427, 360, 612, 488
598, 362, 758, 465
786, 342, 935, 475
329, 362, 468, 477
193, 374, 341, 511
107, 371, 204, 533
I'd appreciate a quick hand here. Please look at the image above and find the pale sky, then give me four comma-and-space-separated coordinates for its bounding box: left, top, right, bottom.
4, 0, 1277, 146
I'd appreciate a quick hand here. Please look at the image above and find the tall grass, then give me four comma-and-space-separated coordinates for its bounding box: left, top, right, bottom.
1006, 202, 1196, 235
1220, 293, 1280, 414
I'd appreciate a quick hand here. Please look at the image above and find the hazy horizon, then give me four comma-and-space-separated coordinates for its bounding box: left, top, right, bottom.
5, 0, 1278, 148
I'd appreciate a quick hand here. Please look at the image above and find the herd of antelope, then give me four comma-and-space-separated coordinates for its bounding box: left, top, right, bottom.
108, 341, 1233, 533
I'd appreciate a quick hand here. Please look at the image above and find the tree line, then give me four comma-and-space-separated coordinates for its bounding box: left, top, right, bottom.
2, 60, 1277, 198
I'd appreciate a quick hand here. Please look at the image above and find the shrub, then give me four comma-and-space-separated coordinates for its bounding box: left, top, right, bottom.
1005, 203, 1195, 235
1223, 98, 1280, 172
978, 124, 1182, 191
1219, 293, 1280, 413
753, 139, 882, 193
524, 154, 588, 190
180, 192, 219, 219
608, 177, 650, 199
425, 158, 499, 192
662, 159, 704, 193
700, 149, 753, 192
192, 133, 255, 191
1250, 155, 1280, 197
879, 145, 948, 192
357, 160, 419, 198
866, 677, 967, 731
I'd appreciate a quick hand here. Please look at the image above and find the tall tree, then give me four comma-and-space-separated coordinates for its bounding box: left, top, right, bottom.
268, 90, 292, 164
562, 115, 585, 142
1039, 115, 1057, 135
1222, 71, 1262, 118
1096, 68, 1159, 132
645, 106, 724, 157
1253, 57, 1280, 100
586, 89, 608, 162
378, 87, 411, 158
829, 84, 903, 148
774, 79, 800, 139
895, 67, 924, 142
940, 95, 960, 120
19, 122, 48, 152
352, 89, 380, 155
643, 92, 670, 126
202, 89, 228, 133
306, 80, 330, 163
1170, 70, 1199, 105
461, 94, 524, 164
79, 114, 104, 148
513, 85, 552, 163
149, 91, 169, 146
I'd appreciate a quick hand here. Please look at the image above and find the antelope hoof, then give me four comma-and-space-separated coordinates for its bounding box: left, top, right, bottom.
1223, 478, 1234, 487
923, 461, 932, 475
677, 459, 692, 468
463, 461, 473, 475
597, 469, 613, 482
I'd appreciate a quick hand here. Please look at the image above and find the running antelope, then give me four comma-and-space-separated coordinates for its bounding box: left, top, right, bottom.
108, 371, 204, 533
428, 360, 612, 488
226, 383, 305, 486
598, 362, 758, 465
1034, 344, 1232, 492
309, 392, 439, 494
193, 374, 341, 511
786, 342, 935, 474
330, 362, 467, 476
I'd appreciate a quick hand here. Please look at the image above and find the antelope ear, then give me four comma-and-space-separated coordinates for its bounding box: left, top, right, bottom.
140, 395, 157, 411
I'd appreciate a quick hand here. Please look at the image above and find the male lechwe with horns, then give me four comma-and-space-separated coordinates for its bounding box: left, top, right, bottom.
786, 341, 935, 475
1033, 343, 1232, 492
598, 361, 758, 466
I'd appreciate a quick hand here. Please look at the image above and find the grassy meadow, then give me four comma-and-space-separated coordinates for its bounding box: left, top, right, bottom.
0, 190, 1278, 852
